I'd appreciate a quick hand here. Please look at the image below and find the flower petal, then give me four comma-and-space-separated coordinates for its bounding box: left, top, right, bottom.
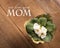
41, 26, 47, 33
41, 35, 46, 39
33, 23, 40, 30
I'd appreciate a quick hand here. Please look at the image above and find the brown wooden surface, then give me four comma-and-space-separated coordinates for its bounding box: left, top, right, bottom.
0, 0, 60, 48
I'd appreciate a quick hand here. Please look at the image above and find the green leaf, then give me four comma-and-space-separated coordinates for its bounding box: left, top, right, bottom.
38, 17, 47, 26
30, 18, 38, 24
37, 14, 52, 22
46, 21, 55, 32
31, 31, 42, 41
26, 23, 34, 35
32, 36, 41, 41
43, 33, 53, 42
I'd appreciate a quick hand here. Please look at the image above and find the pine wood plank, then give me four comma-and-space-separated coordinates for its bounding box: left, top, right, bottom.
0, 6, 33, 48
0, 0, 60, 48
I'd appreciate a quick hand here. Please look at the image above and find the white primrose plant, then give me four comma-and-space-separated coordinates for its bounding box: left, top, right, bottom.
25, 14, 56, 44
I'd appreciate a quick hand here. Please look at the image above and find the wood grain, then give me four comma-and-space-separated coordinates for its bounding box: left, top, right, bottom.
0, 6, 33, 48
0, 0, 60, 48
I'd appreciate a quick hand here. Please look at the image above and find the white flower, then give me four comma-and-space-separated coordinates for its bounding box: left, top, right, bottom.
33, 23, 40, 35
33, 23, 47, 39
33, 23, 40, 30
41, 26, 47, 33
34, 29, 41, 35
38, 32, 47, 39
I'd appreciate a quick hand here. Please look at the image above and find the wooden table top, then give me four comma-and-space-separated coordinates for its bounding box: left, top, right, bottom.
0, 0, 60, 48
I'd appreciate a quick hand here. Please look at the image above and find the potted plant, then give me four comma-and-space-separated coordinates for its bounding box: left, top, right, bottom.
24, 14, 56, 44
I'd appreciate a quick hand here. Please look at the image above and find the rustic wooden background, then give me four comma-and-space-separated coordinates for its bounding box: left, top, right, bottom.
0, 0, 60, 48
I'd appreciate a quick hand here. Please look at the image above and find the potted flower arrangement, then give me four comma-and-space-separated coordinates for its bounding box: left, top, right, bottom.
24, 14, 56, 44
